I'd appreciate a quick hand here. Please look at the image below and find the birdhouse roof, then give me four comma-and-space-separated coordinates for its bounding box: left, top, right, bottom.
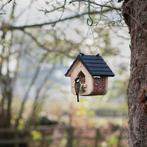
65, 53, 115, 77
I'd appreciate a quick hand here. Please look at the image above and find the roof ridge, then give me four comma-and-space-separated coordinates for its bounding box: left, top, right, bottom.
65, 53, 115, 77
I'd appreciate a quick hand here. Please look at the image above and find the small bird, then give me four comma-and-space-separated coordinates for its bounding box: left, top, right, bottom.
75, 77, 81, 102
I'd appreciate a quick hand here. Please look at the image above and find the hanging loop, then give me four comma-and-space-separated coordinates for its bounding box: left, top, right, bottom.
87, 0, 93, 26
87, 16, 93, 26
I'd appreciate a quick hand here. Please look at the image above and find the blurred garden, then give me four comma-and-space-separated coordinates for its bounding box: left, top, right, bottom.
0, 0, 129, 147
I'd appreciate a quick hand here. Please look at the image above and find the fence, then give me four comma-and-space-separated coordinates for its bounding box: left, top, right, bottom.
0, 124, 128, 147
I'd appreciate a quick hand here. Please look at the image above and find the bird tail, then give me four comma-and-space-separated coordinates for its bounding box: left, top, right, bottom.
77, 94, 79, 102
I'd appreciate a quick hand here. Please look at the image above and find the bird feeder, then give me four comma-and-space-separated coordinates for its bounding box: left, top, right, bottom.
65, 53, 114, 101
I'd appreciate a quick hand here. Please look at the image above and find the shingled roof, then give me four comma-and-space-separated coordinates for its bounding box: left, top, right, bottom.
65, 53, 114, 77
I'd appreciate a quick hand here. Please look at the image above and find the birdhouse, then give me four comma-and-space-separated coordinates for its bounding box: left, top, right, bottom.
65, 53, 114, 100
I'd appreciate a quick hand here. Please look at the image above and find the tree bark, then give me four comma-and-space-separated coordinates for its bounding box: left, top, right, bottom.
122, 0, 147, 147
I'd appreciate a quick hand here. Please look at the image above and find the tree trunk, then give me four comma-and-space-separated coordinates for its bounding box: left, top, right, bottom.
122, 0, 147, 147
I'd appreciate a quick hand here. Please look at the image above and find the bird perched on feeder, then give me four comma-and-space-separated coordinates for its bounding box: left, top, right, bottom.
75, 77, 81, 102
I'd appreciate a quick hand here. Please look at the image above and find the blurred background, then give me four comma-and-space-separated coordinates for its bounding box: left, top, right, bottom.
0, 0, 130, 147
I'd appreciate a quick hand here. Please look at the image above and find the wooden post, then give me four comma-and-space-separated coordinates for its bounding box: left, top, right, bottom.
66, 126, 74, 147
95, 128, 100, 147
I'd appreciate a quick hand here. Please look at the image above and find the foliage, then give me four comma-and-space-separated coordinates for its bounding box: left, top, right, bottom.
31, 130, 42, 141
106, 135, 118, 147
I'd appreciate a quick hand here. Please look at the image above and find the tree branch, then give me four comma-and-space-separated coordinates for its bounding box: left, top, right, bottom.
27, 64, 55, 126
69, 0, 121, 11
9, 9, 113, 30
15, 52, 49, 127
22, 30, 50, 52
0, 0, 12, 14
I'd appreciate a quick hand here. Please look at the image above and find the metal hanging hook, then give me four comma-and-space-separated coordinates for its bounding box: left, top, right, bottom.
87, 16, 93, 26
87, 0, 93, 26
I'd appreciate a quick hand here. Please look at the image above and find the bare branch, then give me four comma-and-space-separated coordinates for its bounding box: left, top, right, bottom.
27, 64, 56, 125
0, 0, 13, 14
15, 52, 50, 127
9, 9, 113, 30
22, 30, 50, 52
69, 0, 121, 11
20, 30, 80, 58
39, 6, 65, 14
